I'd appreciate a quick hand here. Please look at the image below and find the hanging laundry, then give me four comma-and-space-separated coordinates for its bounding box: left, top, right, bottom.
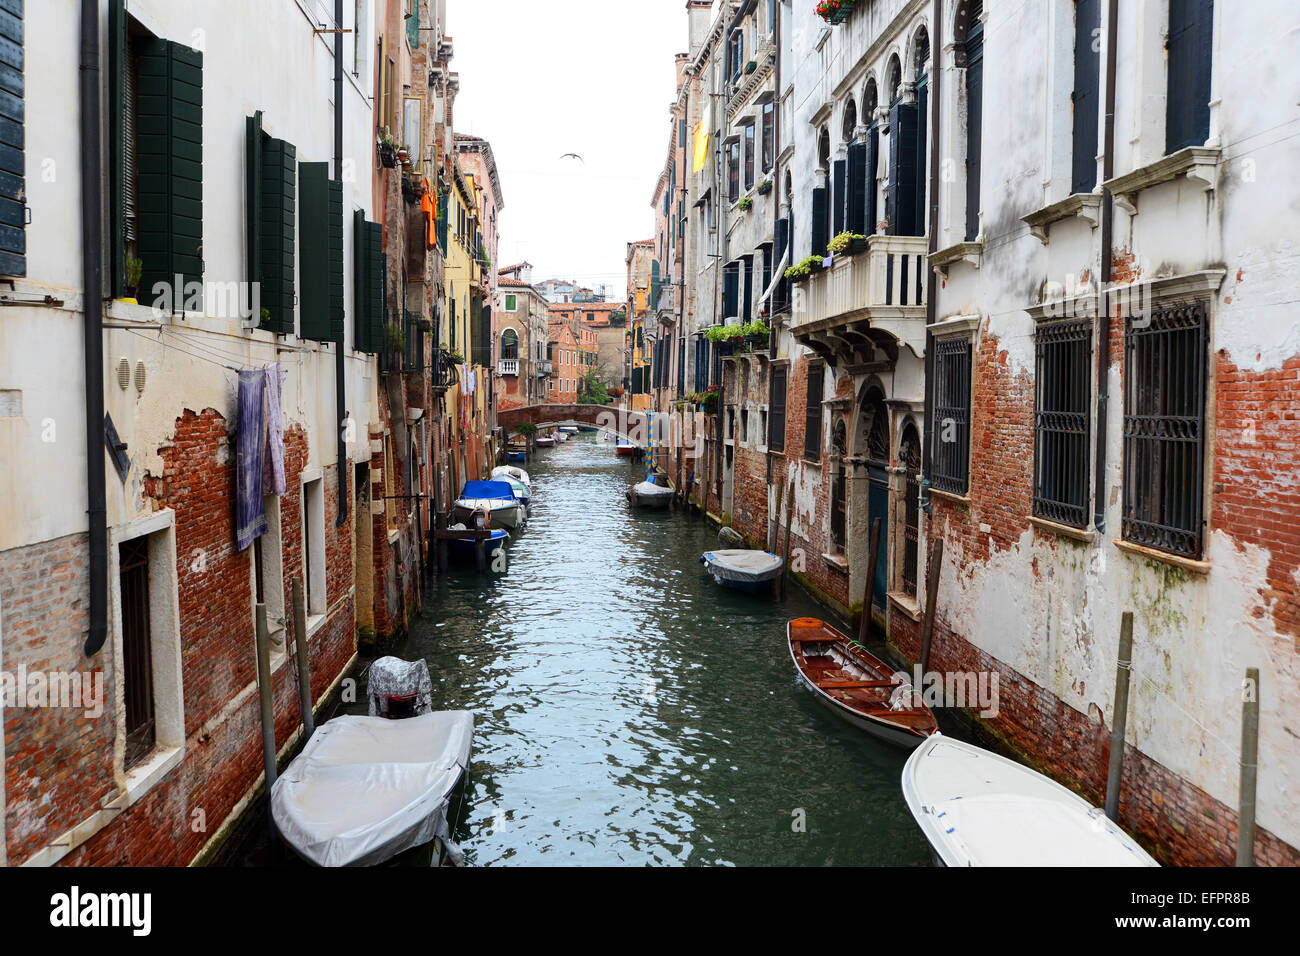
263, 362, 287, 497
235, 370, 268, 551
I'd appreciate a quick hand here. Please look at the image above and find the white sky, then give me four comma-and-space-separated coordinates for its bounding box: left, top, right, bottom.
447, 0, 699, 303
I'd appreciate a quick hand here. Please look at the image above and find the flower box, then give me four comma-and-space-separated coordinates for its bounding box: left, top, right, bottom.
816, 0, 860, 25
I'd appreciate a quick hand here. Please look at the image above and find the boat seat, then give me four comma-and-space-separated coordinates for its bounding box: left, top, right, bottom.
815, 680, 897, 690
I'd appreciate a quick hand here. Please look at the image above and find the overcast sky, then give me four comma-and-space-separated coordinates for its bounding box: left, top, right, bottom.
447, 0, 698, 302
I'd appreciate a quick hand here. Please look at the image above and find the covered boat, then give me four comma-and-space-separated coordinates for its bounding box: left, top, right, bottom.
701, 549, 783, 592
491, 464, 532, 489
902, 734, 1159, 867
453, 480, 523, 529
271, 710, 474, 867
499, 476, 530, 507
787, 617, 938, 747
535, 435, 557, 448
560, 426, 580, 434
627, 478, 674, 508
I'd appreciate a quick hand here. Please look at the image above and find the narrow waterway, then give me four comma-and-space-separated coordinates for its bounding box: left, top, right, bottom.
381, 431, 930, 866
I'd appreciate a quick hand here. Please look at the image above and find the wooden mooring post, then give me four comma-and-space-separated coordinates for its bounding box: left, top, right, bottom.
1105, 612, 1134, 822
254, 603, 278, 841
780, 479, 794, 600
918, 539, 944, 675
291, 580, 315, 741
1237, 667, 1260, 866
858, 517, 883, 646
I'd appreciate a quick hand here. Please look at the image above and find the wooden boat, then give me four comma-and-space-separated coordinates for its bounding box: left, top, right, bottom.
902, 734, 1159, 866
535, 436, 557, 448
444, 525, 508, 562
615, 441, 636, 456
452, 481, 523, 530
507, 449, 527, 463
787, 617, 938, 748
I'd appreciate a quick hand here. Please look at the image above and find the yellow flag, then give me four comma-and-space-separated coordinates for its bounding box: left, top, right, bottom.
692, 122, 709, 173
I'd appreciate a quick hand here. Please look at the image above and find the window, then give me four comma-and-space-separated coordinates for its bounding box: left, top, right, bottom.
900, 425, 921, 597
0, 1, 25, 277
303, 477, 326, 616
830, 462, 847, 554
1072, 0, 1102, 193
769, 367, 787, 452
120, 536, 156, 771
728, 140, 740, 203
1122, 302, 1207, 559
931, 336, 972, 495
501, 328, 518, 360
1166, 0, 1214, 154
804, 364, 824, 462
729, 31, 744, 82
1034, 318, 1092, 528
505, 293, 517, 311
253, 496, 285, 644
761, 102, 774, 173
744, 123, 755, 191
962, 0, 984, 242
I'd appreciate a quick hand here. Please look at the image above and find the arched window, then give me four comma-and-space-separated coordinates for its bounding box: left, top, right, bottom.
812, 128, 832, 254
842, 99, 858, 144
913, 26, 930, 82
886, 55, 902, 106
501, 327, 518, 360
899, 423, 921, 597
861, 79, 881, 234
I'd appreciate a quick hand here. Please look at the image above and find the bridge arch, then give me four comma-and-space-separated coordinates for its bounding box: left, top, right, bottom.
497, 404, 653, 444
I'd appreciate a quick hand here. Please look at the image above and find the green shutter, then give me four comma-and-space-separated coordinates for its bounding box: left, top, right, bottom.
136, 38, 203, 302
299, 162, 330, 341
260, 136, 296, 334
246, 113, 262, 302
353, 212, 384, 353
327, 179, 344, 343
109, 0, 126, 294
0, 0, 26, 277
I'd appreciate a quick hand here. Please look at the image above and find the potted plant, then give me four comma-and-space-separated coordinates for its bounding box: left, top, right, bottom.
743, 320, 770, 350
738, 196, 754, 212
757, 179, 773, 196
785, 254, 825, 282
447, 347, 465, 365
816, 0, 860, 25
124, 256, 143, 301
396, 144, 411, 166
700, 390, 719, 414
260, 306, 271, 327
378, 133, 398, 169
706, 323, 747, 355
418, 315, 433, 332
828, 230, 868, 255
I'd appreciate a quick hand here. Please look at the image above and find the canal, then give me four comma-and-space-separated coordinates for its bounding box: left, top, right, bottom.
380, 431, 931, 866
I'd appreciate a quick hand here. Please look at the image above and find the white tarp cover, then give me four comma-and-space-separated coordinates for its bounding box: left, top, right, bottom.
491, 465, 532, 488
703, 549, 784, 583
632, 480, 674, 499
271, 712, 473, 867
367, 656, 433, 717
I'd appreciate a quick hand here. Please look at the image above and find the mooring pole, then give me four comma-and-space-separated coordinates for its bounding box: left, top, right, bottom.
771, 481, 785, 553
780, 478, 795, 600
1105, 611, 1135, 822
918, 539, 944, 676
859, 517, 883, 646
254, 603, 278, 840
1237, 666, 1260, 866
291, 580, 315, 742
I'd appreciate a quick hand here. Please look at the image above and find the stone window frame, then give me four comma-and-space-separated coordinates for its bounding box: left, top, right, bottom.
300, 469, 328, 625
926, 314, 980, 505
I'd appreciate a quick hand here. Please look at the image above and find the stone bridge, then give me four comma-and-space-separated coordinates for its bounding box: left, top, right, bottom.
497, 403, 652, 442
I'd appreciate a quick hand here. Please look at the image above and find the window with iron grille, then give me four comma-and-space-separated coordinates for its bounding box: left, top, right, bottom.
119, 537, 156, 771
1033, 318, 1092, 528
900, 424, 921, 597
1122, 302, 1207, 559
804, 363, 824, 462
931, 337, 972, 495
769, 366, 787, 452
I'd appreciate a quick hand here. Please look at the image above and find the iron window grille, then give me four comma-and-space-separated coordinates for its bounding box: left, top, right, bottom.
931, 336, 972, 495
1122, 302, 1208, 560
1033, 318, 1092, 528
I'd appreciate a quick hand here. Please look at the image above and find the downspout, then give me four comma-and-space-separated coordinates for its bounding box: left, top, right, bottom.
921, 0, 942, 514
81, 0, 108, 657
333, 0, 349, 528
1093, 0, 1118, 533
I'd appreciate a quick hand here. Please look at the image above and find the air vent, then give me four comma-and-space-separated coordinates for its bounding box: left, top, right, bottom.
134, 361, 147, 393
117, 358, 131, 390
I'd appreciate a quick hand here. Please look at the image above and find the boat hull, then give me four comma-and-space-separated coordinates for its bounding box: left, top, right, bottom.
615, 445, 635, 456
445, 529, 508, 560
453, 501, 521, 530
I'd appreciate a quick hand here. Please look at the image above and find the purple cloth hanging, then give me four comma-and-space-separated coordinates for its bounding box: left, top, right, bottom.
263, 363, 287, 496
235, 370, 267, 551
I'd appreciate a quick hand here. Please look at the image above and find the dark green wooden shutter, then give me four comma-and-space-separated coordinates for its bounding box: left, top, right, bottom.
811, 186, 828, 256
246, 113, 262, 302
832, 158, 846, 238
0, 0, 25, 277
109, 0, 126, 294
769, 366, 787, 452
805, 363, 824, 462
847, 142, 867, 236
299, 162, 331, 341
741, 255, 753, 324
722, 262, 739, 320
865, 125, 879, 233
914, 76, 929, 236
889, 101, 919, 236
435, 191, 448, 251
1072, 0, 1102, 192
1166, 0, 1213, 154
136, 38, 203, 301
327, 178, 344, 343
260, 137, 296, 334
353, 212, 384, 353
964, 14, 984, 242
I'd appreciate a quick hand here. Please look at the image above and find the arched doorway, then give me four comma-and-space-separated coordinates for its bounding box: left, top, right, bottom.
856, 387, 890, 615
898, 422, 921, 598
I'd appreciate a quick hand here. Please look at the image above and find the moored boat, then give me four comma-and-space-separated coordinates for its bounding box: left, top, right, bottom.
452, 480, 523, 529
627, 479, 674, 508
701, 549, 783, 593
901, 733, 1159, 867
535, 436, 557, 448
507, 448, 527, 463
491, 464, 532, 489
787, 617, 938, 748
444, 524, 509, 562
560, 426, 580, 434
614, 441, 635, 456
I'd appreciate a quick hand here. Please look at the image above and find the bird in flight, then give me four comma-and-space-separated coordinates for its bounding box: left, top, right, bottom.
559, 152, 584, 163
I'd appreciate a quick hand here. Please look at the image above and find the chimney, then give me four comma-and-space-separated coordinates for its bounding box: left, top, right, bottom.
686, 0, 713, 56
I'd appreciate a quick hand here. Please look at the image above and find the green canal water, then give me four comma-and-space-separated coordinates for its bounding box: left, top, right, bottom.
379, 431, 932, 866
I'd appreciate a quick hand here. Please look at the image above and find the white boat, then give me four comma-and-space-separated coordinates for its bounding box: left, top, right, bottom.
559, 426, 580, 434
491, 465, 532, 489
453, 480, 523, 529
535, 436, 557, 448
271, 711, 474, 867
555, 430, 569, 442
627, 479, 674, 508
701, 549, 784, 592
901, 734, 1160, 867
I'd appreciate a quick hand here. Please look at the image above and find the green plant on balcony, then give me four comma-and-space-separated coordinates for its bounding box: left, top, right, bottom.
705, 324, 746, 345
827, 230, 868, 255
743, 320, 770, 349
757, 179, 773, 195
447, 347, 465, 365
384, 323, 407, 357
738, 196, 754, 212
785, 254, 826, 282
816, 0, 861, 25
124, 256, 143, 299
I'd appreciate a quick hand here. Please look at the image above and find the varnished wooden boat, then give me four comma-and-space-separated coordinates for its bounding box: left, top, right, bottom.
787, 617, 938, 748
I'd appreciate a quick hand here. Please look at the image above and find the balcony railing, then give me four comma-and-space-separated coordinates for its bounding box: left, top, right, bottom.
538, 360, 554, 376
790, 235, 929, 362
498, 358, 519, 376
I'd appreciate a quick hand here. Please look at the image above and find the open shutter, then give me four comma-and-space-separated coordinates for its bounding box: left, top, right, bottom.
847, 142, 867, 235
741, 255, 753, 324
832, 159, 846, 237
327, 179, 344, 343
914, 77, 929, 237
888, 101, 919, 236
1072, 0, 1102, 192
773, 216, 790, 311
805, 364, 824, 461
769, 366, 787, 452
964, 14, 984, 242
299, 162, 332, 341
865, 125, 880, 233
811, 186, 828, 256
722, 262, 739, 320
260, 136, 296, 334
136, 38, 203, 300
353, 212, 384, 353
109, 0, 126, 293
1166, 0, 1214, 154
246, 114, 262, 301
0, 0, 25, 277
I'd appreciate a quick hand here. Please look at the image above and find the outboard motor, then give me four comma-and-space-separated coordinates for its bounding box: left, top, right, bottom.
367, 656, 434, 719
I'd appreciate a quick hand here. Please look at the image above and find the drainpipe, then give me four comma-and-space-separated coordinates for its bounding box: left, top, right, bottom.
1094, 0, 1118, 533
920, 0, 942, 515
333, 0, 348, 528
81, 0, 108, 657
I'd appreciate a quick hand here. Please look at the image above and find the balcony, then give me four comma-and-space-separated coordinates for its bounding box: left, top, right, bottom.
498, 358, 519, 377
538, 360, 554, 376
789, 235, 929, 364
